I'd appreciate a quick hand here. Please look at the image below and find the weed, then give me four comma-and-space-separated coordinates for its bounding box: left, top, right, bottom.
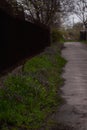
0, 44, 66, 130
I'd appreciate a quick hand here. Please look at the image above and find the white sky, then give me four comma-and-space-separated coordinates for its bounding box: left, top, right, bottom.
63, 14, 81, 28
70, 15, 80, 24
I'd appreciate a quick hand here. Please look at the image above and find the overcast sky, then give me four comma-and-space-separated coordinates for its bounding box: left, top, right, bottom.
63, 14, 81, 28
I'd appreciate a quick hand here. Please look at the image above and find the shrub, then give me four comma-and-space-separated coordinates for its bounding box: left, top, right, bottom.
51, 28, 64, 43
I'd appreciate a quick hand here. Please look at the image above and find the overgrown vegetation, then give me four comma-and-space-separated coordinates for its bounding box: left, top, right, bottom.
0, 40, 66, 130
51, 28, 65, 43
61, 22, 83, 41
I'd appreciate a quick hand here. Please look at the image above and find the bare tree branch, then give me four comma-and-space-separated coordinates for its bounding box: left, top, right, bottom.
73, 0, 87, 29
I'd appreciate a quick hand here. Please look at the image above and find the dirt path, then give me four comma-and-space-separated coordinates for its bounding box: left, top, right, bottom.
51, 42, 87, 130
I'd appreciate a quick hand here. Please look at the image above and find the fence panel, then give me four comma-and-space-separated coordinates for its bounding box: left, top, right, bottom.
0, 9, 50, 72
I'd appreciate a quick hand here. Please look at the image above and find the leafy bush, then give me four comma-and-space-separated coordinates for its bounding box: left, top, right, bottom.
51, 28, 64, 43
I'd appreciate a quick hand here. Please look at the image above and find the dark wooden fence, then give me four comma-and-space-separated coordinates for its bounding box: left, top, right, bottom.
80, 30, 87, 41
0, 9, 50, 72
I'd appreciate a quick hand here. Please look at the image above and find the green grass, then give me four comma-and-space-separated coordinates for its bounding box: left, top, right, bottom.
80, 40, 87, 44
0, 44, 66, 130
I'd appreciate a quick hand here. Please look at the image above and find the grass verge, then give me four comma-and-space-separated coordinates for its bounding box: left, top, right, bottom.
0, 43, 66, 130
80, 40, 87, 44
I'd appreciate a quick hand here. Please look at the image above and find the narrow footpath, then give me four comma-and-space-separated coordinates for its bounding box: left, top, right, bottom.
51, 42, 87, 130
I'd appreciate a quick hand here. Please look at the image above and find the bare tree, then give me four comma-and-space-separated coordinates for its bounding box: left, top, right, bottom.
0, 0, 24, 19
20, 0, 60, 26
18, 0, 74, 27
0, 0, 75, 27
73, 0, 87, 29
